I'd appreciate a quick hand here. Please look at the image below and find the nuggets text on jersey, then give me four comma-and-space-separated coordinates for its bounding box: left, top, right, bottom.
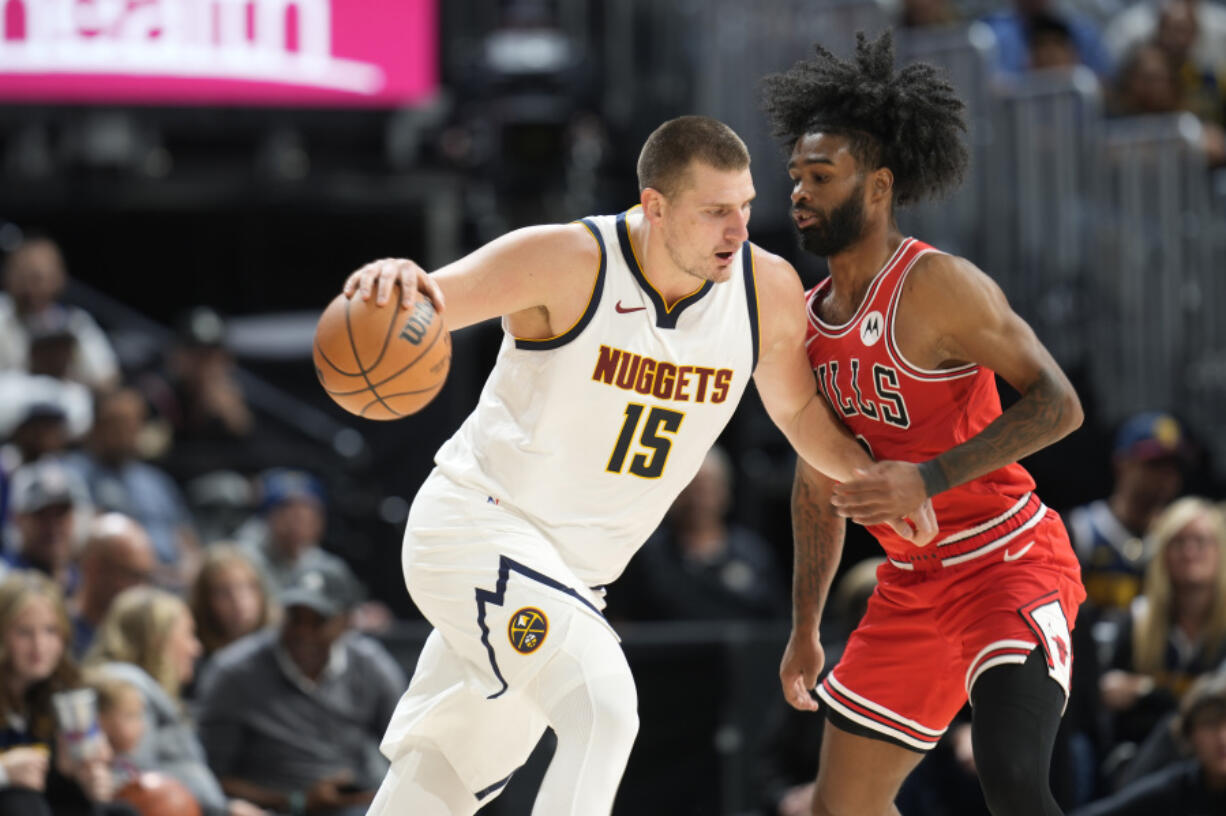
591, 344, 733, 404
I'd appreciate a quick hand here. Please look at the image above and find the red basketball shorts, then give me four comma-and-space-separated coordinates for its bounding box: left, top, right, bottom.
815, 508, 1086, 751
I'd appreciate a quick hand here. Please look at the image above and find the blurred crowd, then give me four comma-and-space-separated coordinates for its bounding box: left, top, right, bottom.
0, 234, 400, 816
899, 0, 1226, 165
0, 0, 1224, 813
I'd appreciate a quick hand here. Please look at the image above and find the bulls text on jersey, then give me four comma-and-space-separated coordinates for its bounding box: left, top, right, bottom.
815, 358, 911, 429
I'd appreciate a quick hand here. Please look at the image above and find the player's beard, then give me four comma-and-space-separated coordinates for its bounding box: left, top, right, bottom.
796, 180, 867, 258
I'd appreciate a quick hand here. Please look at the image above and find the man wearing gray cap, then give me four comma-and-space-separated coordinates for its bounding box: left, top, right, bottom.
1, 459, 90, 592
196, 560, 405, 816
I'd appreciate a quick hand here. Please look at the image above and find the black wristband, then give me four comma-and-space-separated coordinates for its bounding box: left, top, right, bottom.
917, 459, 950, 497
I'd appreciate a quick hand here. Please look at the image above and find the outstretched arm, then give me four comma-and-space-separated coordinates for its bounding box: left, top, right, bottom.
781, 458, 847, 711
830, 254, 1083, 522
751, 248, 936, 543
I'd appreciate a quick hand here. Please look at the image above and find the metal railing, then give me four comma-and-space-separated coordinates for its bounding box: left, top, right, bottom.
895, 22, 998, 262
1093, 114, 1216, 424
983, 66, 1105, 370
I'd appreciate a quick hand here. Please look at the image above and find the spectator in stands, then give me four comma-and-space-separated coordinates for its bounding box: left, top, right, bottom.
1105, 0, 1226, 78
1112, 39, 1226, 165
979, 0, 1114, 78
1154, 0, 1226, 124
1029, 11, 1086, 71
65, 388, 200, 589
87, 671, 145, 771
0, 570, 125, 816
1072, 669, 1226, 815
86, 586, 265, 816
1099, 497, 1226, 764
196, 560, 404, 816
2, 404, 72, 471
184, 472, 253, 550
0, 236, 119, 392
0, 404, 74, 548
1114, 41, 1182, 115
899, 0, 960, 29
612, 446, 786, 621
2, 460, 91, 594
0, 333, 95, 451
237, 469, 334, 592
141, 308, 265, 483
1069, 412, 1187, 618
237, 469, 391, 633
188, 545, 274, 662
70, 514, 156, 659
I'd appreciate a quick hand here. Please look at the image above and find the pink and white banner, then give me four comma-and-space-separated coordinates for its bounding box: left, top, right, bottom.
0, 0, 437, 106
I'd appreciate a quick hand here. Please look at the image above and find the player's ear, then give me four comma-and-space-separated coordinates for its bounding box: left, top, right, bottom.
870, 167, 894, 203
641, 187, 666, 223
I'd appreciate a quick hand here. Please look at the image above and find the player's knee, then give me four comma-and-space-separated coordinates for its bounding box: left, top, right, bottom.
368, 744, 477, 816
592, 671, 639, 746
533, 615, 638, 747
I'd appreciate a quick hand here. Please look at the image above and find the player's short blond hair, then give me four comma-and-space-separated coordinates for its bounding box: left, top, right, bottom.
636, 115, 749, 198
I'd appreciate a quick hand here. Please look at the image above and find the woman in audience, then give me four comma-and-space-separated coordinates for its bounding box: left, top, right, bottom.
1099, 497, 1226, 769
0, 570, 126, 816
188, 545, 274, 662
87, 585, 264, 816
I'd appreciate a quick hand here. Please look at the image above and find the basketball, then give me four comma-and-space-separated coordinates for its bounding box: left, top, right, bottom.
313, 285, 451, 420
117, 771, 203, 816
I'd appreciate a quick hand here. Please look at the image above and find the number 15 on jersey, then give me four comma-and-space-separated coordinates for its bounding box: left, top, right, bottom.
606, 403, 685, 479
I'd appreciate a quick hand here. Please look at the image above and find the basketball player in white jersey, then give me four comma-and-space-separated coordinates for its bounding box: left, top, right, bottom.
342, 116, 934, 816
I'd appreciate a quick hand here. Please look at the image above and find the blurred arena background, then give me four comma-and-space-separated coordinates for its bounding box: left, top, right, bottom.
1, 1, 1224, 814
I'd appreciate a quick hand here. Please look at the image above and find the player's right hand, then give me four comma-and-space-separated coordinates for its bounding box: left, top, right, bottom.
343, 258, 446, 314
884, 498, 938, 547
780, 627, 824, 712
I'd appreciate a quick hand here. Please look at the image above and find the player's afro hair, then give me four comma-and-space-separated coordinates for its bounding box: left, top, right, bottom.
761, 30, 968, 206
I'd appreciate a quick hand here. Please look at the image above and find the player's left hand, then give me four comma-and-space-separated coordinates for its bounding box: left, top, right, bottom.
831, 461, 935, 540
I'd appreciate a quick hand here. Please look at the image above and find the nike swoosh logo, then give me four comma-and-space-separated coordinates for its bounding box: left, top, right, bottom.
1003, 541, 1035, 562
615, 300, 646, 314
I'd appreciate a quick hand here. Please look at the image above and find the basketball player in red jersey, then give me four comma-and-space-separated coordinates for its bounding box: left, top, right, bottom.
762, 32, 1087, 816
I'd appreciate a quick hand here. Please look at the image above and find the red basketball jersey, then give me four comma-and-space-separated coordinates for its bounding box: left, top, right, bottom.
804, 238, 1042, 567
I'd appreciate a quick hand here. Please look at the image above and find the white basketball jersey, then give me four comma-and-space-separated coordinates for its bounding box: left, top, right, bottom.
433, 209, 761, 586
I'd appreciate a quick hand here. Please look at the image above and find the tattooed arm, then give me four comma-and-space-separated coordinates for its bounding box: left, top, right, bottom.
829, 253, 1083, 523
915, 367, 1077, 496
781, 457, 847, 711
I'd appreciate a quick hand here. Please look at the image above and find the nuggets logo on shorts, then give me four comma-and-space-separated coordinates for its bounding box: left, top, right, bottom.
508, 607, 548, 654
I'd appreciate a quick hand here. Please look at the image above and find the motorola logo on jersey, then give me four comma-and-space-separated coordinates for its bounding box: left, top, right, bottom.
508, 607, 548, 654
591, 344, 733, 403
860, 311, 884, 347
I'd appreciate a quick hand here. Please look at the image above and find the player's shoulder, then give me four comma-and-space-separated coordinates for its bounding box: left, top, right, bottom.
505, 221, 601, 259
748, 243, 805, 301
905, 249, 1001, 304
909, 248, 982, 283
